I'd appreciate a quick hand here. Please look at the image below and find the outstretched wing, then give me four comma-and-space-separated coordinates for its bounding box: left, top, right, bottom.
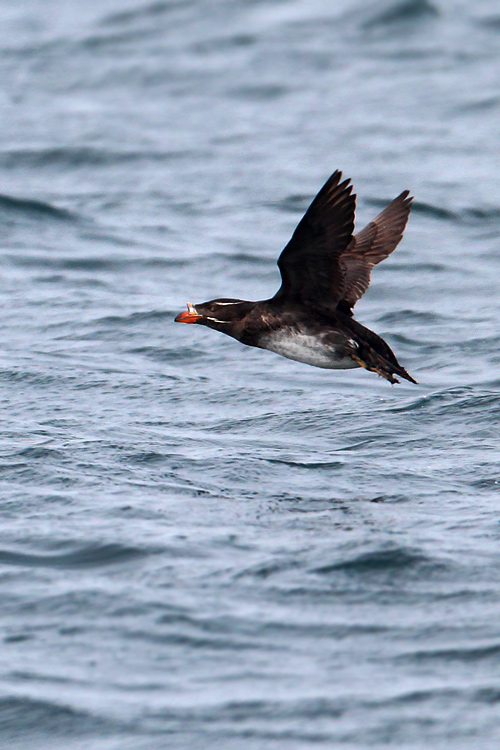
272, 171, 356, 313
338, 190, 412, 314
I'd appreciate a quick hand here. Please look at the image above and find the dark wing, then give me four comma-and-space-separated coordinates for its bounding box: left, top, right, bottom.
338, 190, 412, 314
272, 171, 355, 313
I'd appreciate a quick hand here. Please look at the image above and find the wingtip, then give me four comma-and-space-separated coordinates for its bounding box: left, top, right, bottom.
329, 169, 353, 192
401, 370, 418, 384
399, 189, 413, 208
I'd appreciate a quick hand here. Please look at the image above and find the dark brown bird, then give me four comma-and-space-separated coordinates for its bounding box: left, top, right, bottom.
175, 170, 416, 384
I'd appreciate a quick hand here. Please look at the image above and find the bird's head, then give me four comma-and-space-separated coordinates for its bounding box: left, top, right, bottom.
175, 299, 251, 337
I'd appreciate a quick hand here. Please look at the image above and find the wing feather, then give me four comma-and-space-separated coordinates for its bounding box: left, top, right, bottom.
273, 171, 356, 312
338, 190, 412, 313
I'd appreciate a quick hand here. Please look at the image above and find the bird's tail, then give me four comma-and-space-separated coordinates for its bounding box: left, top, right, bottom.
352, 344, 417, 385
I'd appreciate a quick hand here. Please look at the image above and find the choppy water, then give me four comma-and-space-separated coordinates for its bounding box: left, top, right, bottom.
1, 0, 500, 748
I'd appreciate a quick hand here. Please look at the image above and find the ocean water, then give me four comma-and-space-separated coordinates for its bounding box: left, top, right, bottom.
1, 0, 500, 747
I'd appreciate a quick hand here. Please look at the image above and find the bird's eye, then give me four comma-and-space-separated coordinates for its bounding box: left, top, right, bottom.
209, 304, 216, 313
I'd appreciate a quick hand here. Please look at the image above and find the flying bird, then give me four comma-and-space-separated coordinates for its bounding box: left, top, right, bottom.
175, 170, 416, 384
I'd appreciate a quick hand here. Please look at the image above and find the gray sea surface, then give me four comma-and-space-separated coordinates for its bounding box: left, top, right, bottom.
1, 0, 500, 747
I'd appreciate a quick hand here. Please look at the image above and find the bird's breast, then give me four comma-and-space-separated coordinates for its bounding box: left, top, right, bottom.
257, 328, 359, 369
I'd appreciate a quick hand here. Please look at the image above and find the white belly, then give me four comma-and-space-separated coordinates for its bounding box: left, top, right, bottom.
259, 330, 359, 370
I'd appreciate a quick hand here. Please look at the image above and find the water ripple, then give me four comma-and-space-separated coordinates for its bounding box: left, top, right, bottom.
0, 193, 76, 222
0, 696, 116, 737
362, 0, 440, 30
0, 543, 148, 569
313, 546, 443, 576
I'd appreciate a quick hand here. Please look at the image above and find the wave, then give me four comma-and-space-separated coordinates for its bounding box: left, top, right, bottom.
376, 310, 445, 324
398, 642, 500, 664
313, 546, 436, 575
0, 368, 65, 387
460, 206, 500, 224
100, 1, 177, 28
0, 147, 198, 170
94, 310, 172, 327
475, 15, 500, 32
226, 84, 290, 101
387, 386, 500, 417
0, 542, 148, 569
410, 200, 458, 221
368, 197, 500, 225
266, 458, 344, 470
0, 695, 114, 737
362, 0, 440, 30
273, 194, 313, 214
128, 345, 201, 362
0, 194, 76, 222
6, 254, 188, 272
365, 197, 457, 223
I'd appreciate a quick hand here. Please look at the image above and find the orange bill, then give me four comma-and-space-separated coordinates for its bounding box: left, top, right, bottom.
175, 303, 202, 323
